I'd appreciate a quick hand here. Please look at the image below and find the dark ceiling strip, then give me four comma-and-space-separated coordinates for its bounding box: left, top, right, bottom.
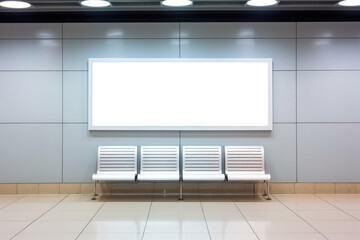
278, 1, 339, 6
1, 10, 360, 22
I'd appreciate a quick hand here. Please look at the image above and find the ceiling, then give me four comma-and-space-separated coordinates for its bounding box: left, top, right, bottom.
0, 0, 359, 12
1, 0, 360, 22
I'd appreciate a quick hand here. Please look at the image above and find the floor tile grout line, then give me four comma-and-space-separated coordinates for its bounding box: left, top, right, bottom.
199, 201, 212, 240
4, 194, 360, 239
141, 198, 154, 240
233, 201, 261, 240
272, 194, 329, 240
0, 194, 26, 211
74, 195, 108, 240
9, 194, 69, 240
315, 194, 360, 221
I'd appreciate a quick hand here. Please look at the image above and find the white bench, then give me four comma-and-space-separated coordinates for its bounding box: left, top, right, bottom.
92, 146, 137, 200
182, 146, 225, 181
137, 146, 180, 181
225, 146, 271, 200
91, 145, 271, 200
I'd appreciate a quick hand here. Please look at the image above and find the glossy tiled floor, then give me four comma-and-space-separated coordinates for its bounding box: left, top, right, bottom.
1, 194, 360, 240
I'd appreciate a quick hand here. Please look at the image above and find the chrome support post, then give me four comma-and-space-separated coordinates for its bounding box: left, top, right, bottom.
179, 181, 184, 200
262, 180, 267, 196
266, 181, 271, 200
91, 180, 97, 200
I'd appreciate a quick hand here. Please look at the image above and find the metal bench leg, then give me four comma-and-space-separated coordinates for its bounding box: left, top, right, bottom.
179, 181, 184, 201
91, 180, 97, 200
266, 181, 271, 200
262, 180, 267, 196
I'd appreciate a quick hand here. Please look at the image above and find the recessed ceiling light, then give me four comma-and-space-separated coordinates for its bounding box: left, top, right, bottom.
80, 0, 111, 7
161, 0, 193, 7
0, 1, 31, 9
246, 0, 278, 7
338, 0, 360, 6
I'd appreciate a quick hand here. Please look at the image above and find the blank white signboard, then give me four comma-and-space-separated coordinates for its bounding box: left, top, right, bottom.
88, 58, 272, 131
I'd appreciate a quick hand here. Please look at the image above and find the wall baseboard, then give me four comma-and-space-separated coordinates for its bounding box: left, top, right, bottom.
1, 183, 360, 195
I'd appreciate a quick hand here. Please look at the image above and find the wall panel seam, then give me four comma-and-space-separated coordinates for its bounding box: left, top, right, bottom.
62, 22, 64, 183
295, 21, 298, 183
297, 70, 360, 72
0, 123, 63, 124
63, 37, 179, 40
0, 70, 62, 72
179, 38, 296, 40
297, 37, 360, 39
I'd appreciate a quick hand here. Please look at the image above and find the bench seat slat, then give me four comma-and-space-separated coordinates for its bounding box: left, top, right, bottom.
137, 146, 180, 181
225, 146, 271, 182
227, 174, 271, 181
92, 146, 137, 182
183, 146, 225, 181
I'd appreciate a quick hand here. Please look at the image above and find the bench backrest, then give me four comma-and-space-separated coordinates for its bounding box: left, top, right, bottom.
225, 146, 265, 174
140, 146, 179, 174
97, 146, 137, 174
183, 146, 222, 174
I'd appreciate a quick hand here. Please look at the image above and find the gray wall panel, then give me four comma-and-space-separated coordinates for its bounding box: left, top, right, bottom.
63, 124, 180, 182
298, 71, 360, 122
0, 40, 62, 70
0, 124, 62, 183
180, 22, 295, 38
0, 21, 359, 184
0, 72, 62, 123
298, 124, 360, 182
181, 124, 296, 182
0, 23, 62, 39
273, 71, 296, 123
63, 39, 180, 70
297, 39, 360, 70
180, 39, 296, 70
63, 22, 179, 38
298, 22, 360, 38
63, 71, 88, 123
